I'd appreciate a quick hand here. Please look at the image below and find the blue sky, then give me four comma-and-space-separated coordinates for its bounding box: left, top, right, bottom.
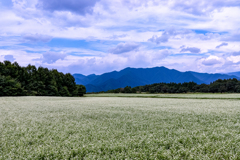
0, 0, 240, 75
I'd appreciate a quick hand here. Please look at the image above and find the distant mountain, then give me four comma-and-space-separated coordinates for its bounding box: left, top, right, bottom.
73, 67, 239, 92
74, 74, 99, 85
187, 71, 240, 84
227, 71, 240, 78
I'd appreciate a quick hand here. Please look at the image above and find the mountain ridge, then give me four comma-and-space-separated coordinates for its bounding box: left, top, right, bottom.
73, 67, 239, 92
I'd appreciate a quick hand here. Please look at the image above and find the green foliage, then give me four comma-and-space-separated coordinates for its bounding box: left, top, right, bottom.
124, 86, 132, 93
75, 85, 86, 96
0, 75, 24, 96
59, 86, 71, 97
0, 61, 85, 97
104, 78, 240, 94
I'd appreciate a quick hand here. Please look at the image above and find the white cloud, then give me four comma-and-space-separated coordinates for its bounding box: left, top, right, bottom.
180, 47, 201, 53
201, 56, 223, 66
216, 42, 228, 48
232, 51, 240, 56
109, 43, 140, 54
169, 0, 240, 15
36, 0, 100, 15
227, 55, 240, 63
22, 33, 52, 43
3, 55, 16, 62
34, 52, 67, 64
0, 0, 239, 74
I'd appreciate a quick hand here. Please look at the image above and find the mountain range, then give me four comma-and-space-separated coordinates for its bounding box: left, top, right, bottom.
73, 67, 239, 93
227, 71, 240, 77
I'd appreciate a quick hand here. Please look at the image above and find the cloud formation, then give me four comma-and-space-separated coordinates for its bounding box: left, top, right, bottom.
22, 34, 52, 43
232, 51, 240, 56
62, 49, 170, 75
154, 49, 171, 60
180, 47, 201, 53
216, 42, 228, 49
4, 55, 15, 62
198, 33, 220, 40
35, 52, 67, 64
0, 0, 240, 74
37, 0, 99, 15
108, 34, 128, 40
148, 28, 192, 44
148, 28, 177, 44
222, 34, 240, 41
109, 43, 140, 54
171, 0, 240, 15
202, 56, 222, 66
148, 34, 169, 44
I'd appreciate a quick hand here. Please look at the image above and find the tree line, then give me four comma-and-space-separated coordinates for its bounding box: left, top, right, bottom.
104, 78, 240, 93
0, 61, 86, 96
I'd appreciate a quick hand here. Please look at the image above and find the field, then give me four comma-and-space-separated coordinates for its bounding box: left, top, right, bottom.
86, 93, 240, 99
1, 94, 240, 159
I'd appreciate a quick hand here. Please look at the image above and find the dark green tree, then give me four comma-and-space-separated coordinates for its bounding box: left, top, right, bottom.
0, 61, 85, 97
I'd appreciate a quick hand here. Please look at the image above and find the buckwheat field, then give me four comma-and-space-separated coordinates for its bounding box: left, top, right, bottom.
1, 95, 240, 159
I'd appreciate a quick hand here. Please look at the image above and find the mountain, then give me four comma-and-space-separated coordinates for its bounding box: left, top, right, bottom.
73, 67, 239, 92
74, 74, 99, 85
187, 71, 239, 84
227, 72, 240, 78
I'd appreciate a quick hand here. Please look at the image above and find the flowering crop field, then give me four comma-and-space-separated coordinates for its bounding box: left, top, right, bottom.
86, 93, 240, 99
1, 96, 240, 159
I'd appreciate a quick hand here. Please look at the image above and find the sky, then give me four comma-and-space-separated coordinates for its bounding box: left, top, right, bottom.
0, 0, 240, 75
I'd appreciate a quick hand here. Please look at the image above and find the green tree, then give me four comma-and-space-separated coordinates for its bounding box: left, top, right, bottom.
0, 75, 24, 96
0, 61, 85, 97
59, 86, 71, 97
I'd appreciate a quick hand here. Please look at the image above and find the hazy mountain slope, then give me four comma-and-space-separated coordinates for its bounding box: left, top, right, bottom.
84, 84, 103, 93
85, 72, 146, 92
227, 72, 240, 78
73, 74, 98, 85
189, 72, 239, 84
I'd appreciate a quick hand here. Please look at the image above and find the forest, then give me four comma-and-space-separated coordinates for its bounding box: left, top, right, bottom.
0, 61, 86, 96
105, 78, 240, 94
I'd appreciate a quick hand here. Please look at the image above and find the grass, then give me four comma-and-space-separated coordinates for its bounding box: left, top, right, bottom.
1, 95, 240, 159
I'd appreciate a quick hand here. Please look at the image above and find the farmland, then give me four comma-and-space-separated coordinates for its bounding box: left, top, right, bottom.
1, 95, 240, 159
86, 93, 240, 99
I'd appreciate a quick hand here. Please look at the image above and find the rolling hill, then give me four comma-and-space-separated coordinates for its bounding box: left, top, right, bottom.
73, 67, 239, 92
